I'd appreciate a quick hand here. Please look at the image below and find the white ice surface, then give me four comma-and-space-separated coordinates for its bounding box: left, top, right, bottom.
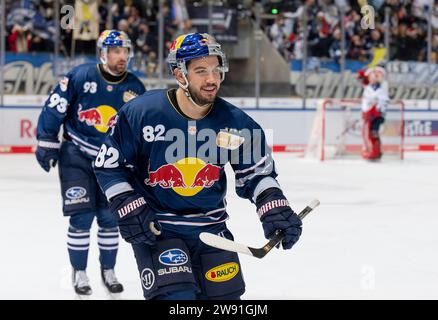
1, 153, 438, 300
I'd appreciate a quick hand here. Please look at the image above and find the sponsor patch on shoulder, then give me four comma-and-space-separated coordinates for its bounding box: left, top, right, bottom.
216, 131, 244, 150
59, 77, 69, 92
123, 90, 138, 102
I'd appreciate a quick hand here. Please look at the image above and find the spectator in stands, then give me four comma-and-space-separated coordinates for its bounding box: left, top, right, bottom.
269, 14, 289, 56
347, 34, 369, 61
361, 29, 385, 60
127, 5, 143, 35
109, 2, 122, 29
131, 21, 158, 72
146, 60, 157, 77
319, 0, 339, 27
392, 22, 406, 59
8, 24, 32, 53
135, 21, 156, 57
98, 1, 109, 31
308, 11, 332, 58
60, 26, 73, 56
291, 32, 305, 60
344, 9, 362, 39
412, 0, 433, 19
171, 0, 192, 35
329, 28, 345, 63
117, 19, 130, 35
368, 30, 385, 50
394, 22, 424, 60
31, 34, 46, 52
285, 21, 305, 60
163, 2, 178, 51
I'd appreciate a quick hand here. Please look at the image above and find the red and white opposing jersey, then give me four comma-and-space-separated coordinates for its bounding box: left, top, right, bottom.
361, 81, 389, 114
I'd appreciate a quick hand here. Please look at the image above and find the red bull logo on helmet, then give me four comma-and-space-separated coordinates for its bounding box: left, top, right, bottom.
145, 157, 221, 197
77, 104, 117, 133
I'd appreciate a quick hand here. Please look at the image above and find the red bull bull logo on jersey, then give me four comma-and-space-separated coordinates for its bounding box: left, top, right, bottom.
77, 105, 117, 133
144, 157, 221, 197
190, 163, 220, 188
145, 164, 187, 189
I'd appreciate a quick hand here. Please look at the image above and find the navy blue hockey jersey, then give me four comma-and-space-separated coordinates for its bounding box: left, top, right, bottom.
94, 89, 281, 228
37, 63, 146, 157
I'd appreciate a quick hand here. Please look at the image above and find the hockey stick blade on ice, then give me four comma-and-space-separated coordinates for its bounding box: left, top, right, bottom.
199, 199, 320, 259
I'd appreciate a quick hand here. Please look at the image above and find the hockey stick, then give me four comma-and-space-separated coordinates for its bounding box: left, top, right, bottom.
199, 199, 320, 259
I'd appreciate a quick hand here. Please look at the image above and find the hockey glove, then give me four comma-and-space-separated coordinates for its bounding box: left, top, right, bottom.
256, 188, 302, 250
35, 140, 60, 172
109, 192, 161, 245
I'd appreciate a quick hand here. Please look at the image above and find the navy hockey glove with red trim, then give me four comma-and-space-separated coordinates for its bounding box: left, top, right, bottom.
109, 192, 161, 245
256, 188, 302, 250
35, 140, 60, 172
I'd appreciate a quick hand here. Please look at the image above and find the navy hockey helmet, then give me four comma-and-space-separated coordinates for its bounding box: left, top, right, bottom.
167, 33, 228, 82
97, 30, 134, 66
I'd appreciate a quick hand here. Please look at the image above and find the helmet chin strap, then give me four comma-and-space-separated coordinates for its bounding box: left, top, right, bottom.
178, 73, 212, 109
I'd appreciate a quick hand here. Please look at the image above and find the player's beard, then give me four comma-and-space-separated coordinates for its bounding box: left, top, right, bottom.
107, 61, 127, 75
189, 84, 218, 107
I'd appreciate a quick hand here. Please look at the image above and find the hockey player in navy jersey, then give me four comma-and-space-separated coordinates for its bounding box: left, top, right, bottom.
94, 33, 302, 300
35, 30, 146, 296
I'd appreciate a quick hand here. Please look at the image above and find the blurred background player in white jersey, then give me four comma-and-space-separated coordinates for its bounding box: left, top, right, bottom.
360, 66, 389, 160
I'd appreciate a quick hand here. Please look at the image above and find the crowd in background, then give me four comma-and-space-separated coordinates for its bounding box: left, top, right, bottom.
4, 0, 438, 76
5, 0, 198, 75
264, 0, 438, 63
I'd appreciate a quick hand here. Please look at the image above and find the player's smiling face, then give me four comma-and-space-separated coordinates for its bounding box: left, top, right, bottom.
106, 47, 129, 74
186, 56, 221, 105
